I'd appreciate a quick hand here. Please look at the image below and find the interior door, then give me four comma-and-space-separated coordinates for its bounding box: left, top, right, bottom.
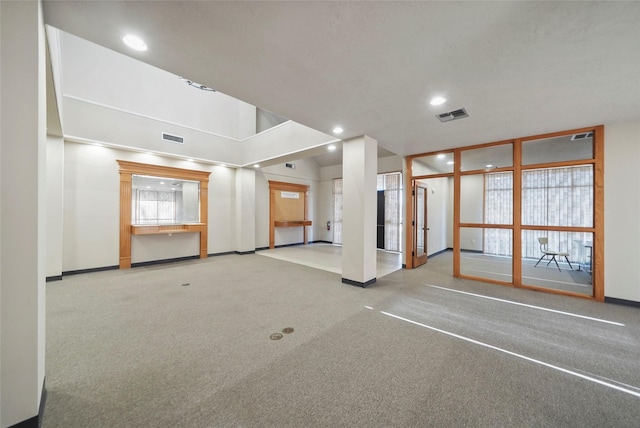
413, 183, 428, 267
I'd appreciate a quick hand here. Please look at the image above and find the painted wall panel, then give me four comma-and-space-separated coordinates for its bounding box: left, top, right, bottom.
604, 121, 640, 301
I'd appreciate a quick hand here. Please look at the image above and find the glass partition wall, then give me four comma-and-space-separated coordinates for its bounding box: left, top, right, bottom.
406, 126, 603, 301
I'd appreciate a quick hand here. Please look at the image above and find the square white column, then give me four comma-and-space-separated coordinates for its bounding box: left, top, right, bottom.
342, 135, 377, 286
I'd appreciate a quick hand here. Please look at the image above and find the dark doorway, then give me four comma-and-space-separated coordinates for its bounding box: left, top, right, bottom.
377, 190, 385, 249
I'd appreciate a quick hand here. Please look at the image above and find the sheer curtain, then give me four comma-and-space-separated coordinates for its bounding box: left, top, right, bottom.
332, 173, 402, 250
333, 179, 343, 244
484, 172, 513, 256
484, 165, 594, 260
135, 190, 176, 224
384, 173, 403, 252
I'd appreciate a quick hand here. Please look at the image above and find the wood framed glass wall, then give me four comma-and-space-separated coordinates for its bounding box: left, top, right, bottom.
405, 125, 604, 301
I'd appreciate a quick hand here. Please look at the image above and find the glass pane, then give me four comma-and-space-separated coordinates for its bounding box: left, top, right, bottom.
460, 174, 485, 224
412, 152, 454, 175
460, 227, 512, 282
522, 230, 593, 296
521, 165, 593, 227
484, 172, 513, 225
132, 175, 200, 225
461, 144, 512, 172
522, 133, 593, 165
415, 186, 426, 256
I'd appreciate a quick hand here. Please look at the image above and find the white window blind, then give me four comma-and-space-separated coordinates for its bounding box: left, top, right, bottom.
484, 172, 513, 255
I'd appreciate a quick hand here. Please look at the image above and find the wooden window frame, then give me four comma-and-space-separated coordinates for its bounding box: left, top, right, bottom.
117, 160, 211, 269
405, 125, 604, 301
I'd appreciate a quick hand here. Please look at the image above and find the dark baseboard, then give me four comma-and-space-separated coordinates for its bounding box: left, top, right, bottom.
310, 240, 333, 244
207, 251, 236, 257
342, 277, 377, 288
46, 275, 63, 282
460, 249, 483, 254
605, 296, 640, 308
275, 242, 305, 249
9, 379, 46, 428
428, 248, 451, 258
402, 263, 406, 269
62, 265, 119, 276
255, 246, 269, 252
235, 250, 256, 255
131, 255, 199, 268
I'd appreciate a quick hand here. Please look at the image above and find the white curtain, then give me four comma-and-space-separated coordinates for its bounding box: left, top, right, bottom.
333, 179, 343, 244
135, 190, 176, 224
333, 173, 403, 250
384, 173, 403, 252
483, 165, 593, 262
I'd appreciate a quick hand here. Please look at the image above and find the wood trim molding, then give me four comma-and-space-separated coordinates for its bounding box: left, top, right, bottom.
117, 160, 211, 269
268, 181, 311, 249
409, 125, 603, 301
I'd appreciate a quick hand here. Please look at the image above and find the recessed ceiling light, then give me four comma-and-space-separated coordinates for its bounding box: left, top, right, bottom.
253, 164, 260, 168
437, 154, 445, 159
333, 127, 343, 134
122, 34, 147, 51
446, 161, 454, 165
160, 182, 165, 185
328, 145, 337, 151
486, 164, 494, 168
430, 96, 447, 106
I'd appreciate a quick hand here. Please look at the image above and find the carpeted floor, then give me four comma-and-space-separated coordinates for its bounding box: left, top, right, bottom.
44, 253, 640, 427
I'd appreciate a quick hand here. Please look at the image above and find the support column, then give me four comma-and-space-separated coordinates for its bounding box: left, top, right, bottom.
235, 168, 256, 254
1, 1, 47, 426
342, 135, 377, 287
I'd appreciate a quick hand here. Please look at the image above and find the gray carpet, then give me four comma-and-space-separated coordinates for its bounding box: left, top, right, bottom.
44, 254, 640, 427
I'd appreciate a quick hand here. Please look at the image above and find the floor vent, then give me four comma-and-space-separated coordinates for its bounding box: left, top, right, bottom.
436, 108, 469, 123
162, 132, 184, 144
571, 132, 593, 140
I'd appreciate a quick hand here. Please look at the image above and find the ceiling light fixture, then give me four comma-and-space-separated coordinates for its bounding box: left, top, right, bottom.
122, 34, 147, 51
486, 164, 494, 168
328, 145, 337, 151
430, 96, 447, 106
332, 126, 343, 134
253, 164, 260, 168
179, 77, 215, 92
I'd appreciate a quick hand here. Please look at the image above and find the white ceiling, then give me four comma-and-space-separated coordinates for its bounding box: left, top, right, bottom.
42, 1, 640, 158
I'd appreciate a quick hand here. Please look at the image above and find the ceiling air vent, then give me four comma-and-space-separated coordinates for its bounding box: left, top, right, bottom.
571, 132, 593, 140
436, 108, 469, 123
162, 132, 184, 144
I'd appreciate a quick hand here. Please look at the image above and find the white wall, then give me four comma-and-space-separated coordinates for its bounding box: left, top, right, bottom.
46, 135, 64, 277
60, 30, 252, 139
424, 176, 451, 256
0, 1, 46, 426
604, 121, 640, 302
257, 158, 321, 247
62, 142, 237, 271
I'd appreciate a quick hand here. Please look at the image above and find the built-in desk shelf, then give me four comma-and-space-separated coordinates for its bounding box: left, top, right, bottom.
131, 223, 206, 235
274, 220, 312, 228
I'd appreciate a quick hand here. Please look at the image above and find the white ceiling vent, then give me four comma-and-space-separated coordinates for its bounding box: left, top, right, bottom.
436, 108, 469, 123
571, 132, 593, 140
162, 132, 184, 144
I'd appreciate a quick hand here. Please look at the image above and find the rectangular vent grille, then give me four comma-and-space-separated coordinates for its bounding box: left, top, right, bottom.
436, 108, 469, 123
571, 132, 593, 140
162, 132, 184, 144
